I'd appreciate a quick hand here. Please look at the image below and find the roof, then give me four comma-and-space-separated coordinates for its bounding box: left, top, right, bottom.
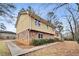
0, 31, 16, 34
15, 10, 56, 29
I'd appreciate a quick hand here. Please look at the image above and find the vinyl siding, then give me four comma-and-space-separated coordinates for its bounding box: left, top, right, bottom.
30, 17, 55, 34
16, 14, 30, 33
16, 13, 55, 34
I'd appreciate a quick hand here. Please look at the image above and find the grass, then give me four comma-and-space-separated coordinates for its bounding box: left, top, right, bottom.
0, 41, 11, 56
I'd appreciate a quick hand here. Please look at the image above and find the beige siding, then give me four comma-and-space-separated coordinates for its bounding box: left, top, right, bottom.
16, 14, 30, 33
16, 13, 56, 46
30, 17, 55, 34
16, 13, 55, 34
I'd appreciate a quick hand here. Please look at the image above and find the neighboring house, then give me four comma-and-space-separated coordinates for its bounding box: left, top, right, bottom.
0, 31, 16, 39
16, 9, 58, 45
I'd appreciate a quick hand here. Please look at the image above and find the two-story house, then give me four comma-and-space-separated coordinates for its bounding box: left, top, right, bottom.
15, 9, 57, 45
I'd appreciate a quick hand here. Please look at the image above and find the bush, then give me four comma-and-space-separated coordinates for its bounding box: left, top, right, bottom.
32, 39, 55, 46
76, 38, 79, 44
46, 39, 54, 43
32, 39, 47, 46
54, 37, 60, 41
64, 38, 74, 41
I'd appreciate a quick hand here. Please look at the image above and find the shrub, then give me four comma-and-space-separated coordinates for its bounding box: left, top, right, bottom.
76, 38, 79, 44
32, 39, 55, 46
64, 38, 74, 41
32, 39, 47, 46
54, 37, 60, 42
46, 39, 54, 43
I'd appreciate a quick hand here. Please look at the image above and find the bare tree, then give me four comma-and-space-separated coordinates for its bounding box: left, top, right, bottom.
55, 21, 63, 41
0, 23, 6, 31
47, 11, 63, 41
27, 6, 35, 14
53, 3, 79, 11
0, 3, 16, 23
66, 8, 78, 41
65, 15, 75, 40
47, 11, 54, 23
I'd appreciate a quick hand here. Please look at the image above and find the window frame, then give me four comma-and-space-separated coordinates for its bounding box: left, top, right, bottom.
35, 19, 40, 27
38, 33, 43, 39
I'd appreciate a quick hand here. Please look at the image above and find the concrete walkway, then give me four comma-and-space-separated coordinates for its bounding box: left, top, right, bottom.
7, 41, 27, 56
7, 41, 60, 56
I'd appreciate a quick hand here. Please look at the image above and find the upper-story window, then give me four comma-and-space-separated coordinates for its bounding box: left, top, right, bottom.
35, 19, 40, 27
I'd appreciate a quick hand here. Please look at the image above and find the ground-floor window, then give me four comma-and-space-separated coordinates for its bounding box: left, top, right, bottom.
38, 33, 43, 39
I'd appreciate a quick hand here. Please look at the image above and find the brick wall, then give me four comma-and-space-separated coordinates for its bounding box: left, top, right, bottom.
16, 30, 28, 40
16, 30, 30, 45
29, 30, 54, 40
16, 29, 55, 45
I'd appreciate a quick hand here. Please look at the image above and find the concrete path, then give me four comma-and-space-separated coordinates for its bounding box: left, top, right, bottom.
7, 41, 60, 56
7, 41, 27, 56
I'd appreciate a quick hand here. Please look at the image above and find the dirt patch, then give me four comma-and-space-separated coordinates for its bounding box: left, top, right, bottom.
25, 41, 79, 56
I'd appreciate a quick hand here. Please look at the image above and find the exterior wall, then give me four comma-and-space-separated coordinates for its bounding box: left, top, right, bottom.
0, 33, 16, 39
16, 29, 55, 45
16, 30, 28, 40
16, 14, 30, 33
16, 13, 56, 45
16, 30, 30, 45
16, 13, 55, 35
30, 17, 55, 34
29, 30, 54, 41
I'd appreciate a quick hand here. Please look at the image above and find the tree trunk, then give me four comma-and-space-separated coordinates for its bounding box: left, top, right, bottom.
67, 17, 75, 40
67, 9, 77, 41
59, 32, 63, 41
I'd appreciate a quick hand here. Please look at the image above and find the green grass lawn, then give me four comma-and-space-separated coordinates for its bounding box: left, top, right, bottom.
0, 41, 11, 56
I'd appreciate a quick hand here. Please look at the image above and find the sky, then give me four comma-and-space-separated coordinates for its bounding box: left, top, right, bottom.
1, 3, 78, 33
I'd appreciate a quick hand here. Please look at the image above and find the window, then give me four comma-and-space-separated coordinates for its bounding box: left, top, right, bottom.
38, 33, 43, 39
35, 19, 40, 27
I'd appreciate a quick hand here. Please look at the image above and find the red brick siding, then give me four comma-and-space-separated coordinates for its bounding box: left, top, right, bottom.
16, 30, 30, 45
29, 30, 54, 40
16, 30, 28, 40
16, 29, 55, 45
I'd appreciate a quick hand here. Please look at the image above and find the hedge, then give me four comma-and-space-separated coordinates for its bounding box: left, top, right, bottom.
76, 39, 79, 43
32, 39, 55, 46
